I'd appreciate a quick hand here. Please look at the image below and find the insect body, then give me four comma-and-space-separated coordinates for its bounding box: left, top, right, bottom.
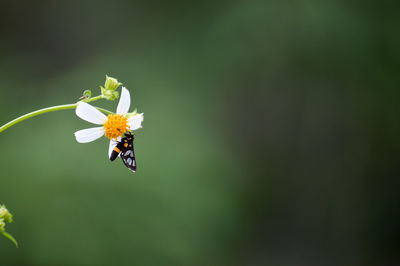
110, 132, 136, 172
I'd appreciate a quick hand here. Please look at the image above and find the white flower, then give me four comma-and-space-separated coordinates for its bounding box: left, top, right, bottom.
74, 87, 144, 157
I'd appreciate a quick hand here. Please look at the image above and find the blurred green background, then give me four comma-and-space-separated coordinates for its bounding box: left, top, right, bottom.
1, 1, 400, 265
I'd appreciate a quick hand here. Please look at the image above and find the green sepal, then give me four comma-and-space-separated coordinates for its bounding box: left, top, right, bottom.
126, 109, 139, 118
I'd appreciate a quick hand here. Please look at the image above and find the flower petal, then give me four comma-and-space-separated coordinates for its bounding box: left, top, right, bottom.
108, 139, 118, 158
76, 102, 107, 125
128, 113, 144, 130
116, 87, 131, 115
74, 127, 105, 143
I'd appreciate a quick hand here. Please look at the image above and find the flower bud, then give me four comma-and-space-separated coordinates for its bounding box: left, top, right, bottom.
104, 75, 122, 91
82, 89, 92, 99
0, 205, 17, 247
0, 205, 12, 223
0, 219, 5, 232
101, 87, 119, 101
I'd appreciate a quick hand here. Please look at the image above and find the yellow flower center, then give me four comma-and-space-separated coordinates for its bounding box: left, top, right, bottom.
104, 114, 129, 139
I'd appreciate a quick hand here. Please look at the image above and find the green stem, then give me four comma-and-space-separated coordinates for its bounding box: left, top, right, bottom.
0, 104, 77, 133
2, 231, 18, 247
93, 106, 114, 115
84, 95, 103, 103
0, 95, 114, 133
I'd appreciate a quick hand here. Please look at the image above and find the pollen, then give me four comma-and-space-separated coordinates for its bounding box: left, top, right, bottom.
104, 114, 129, 139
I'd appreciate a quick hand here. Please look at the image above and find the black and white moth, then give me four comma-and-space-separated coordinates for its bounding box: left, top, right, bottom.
109, 132, 136, 172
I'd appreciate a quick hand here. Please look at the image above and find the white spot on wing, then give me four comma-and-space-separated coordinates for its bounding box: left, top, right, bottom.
124, 150, 134, 157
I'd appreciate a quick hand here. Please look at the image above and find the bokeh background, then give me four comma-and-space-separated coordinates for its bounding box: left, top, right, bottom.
0, 1, 399, 265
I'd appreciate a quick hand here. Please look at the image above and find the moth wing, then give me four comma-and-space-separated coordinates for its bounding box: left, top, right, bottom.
120, 137, 136, 172
109, 138, 122, 161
